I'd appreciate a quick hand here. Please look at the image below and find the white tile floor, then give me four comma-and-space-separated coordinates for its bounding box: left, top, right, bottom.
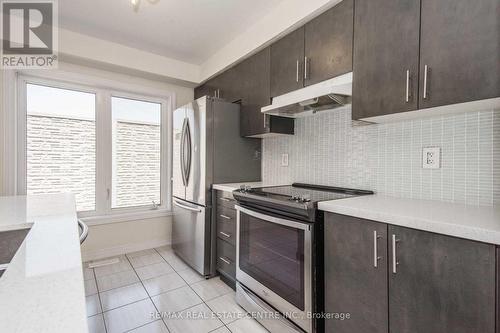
84, 246, 269, 333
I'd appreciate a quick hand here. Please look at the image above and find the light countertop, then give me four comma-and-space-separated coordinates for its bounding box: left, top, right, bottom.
318, 195, 500, 245
212, 181, 282, 193
0, 194, 88, 333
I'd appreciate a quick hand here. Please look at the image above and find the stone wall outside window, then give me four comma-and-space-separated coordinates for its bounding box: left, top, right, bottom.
27, 115, 161, 211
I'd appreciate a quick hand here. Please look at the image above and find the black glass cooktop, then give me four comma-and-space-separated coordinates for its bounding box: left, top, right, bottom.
249, 184, 358, 202
246, 183, 372, 203
233, 183, 374, 222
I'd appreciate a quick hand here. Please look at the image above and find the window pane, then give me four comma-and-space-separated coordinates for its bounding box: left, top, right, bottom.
112, 97, 161, 208
26, 84, 96, 211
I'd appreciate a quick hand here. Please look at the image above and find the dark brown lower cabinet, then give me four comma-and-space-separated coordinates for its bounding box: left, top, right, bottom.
214, 190, 237, 290
325, 213, 496, 333
325, 213, 388, 333
389, 225, 496, 333
497, 247, 500, 333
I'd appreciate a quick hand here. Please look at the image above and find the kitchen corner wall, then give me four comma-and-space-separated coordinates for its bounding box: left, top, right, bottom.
262, 107, 500, 206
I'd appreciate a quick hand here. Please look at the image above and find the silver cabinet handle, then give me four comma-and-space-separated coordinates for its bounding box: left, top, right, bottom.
304, 57, 309, 80
392, 234, 400, 274
423, 65, 429, 99
219, 231, 231, 238
296, 60, 300, 82
373, 230, 382, 268
263, 115, 267, 129
219, 214, 231, 220
405, 70, 411, 103
173, 199, 202, 213
219, 197, 232, 202
219, 257, 231, 265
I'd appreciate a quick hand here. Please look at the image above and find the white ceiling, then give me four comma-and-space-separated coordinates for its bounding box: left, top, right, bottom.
59, 0, 284, 65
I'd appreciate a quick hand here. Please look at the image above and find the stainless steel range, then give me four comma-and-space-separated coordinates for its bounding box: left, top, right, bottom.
233, 183, 373, 333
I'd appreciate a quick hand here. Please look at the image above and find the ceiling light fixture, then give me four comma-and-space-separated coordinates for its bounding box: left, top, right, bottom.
131, 0, 160, 12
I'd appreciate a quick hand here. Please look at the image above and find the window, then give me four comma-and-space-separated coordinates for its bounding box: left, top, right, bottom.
111, 97, 161, 208
18, 75, 171, 219
26, 84, 96, 212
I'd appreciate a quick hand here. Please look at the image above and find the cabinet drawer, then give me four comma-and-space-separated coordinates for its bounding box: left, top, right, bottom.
217, 206, 236, 246
216, 191, 236, 210
217, 240, 236, 279
217, 204, 236, 221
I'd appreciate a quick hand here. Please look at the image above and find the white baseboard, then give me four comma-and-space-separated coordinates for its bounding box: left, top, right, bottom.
81, 238, 171, 262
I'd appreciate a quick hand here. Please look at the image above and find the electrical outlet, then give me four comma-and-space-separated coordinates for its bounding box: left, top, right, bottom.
422, 147, 440, 169
281, 153, 289, 167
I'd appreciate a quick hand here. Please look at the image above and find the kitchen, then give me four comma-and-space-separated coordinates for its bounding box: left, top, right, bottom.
0, 0, 499, 332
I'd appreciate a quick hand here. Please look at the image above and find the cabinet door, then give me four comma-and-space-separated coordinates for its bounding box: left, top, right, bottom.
325, 213, 388, 333
304, 0, 353, 86
352, 0, 420, 120
216, 65, 243, 103
389, 226, 496, 333
270, 27, 304, 97
419, 0, 500, 109
239, 47, 272, 137
194, 84, 212, 99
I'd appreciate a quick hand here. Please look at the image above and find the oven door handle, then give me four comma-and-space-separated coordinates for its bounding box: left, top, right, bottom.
235, 205, 311, 231
238, 283, 304, 333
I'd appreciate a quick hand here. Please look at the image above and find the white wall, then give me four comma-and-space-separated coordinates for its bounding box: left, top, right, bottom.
53, 1, 344, 84
81, 216, 172, 262
53, 61, 194, 107
59, 28, 200, 84
60, 62, 191, 260
1, 62, 193, 261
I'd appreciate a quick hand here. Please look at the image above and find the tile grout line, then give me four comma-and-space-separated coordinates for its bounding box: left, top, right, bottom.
95, 253, 195, 314
154, 248, 233, 332
91, 265, 108, 333
95, 255, 181, 294
153, 247, 214, 328
123, 251, 172, 333
89, 248, 243, 333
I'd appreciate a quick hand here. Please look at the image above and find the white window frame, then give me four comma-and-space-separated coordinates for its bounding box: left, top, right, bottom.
14, 72, 174, 224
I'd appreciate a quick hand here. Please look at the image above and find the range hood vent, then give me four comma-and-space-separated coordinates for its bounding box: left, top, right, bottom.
262, 72, 352, 118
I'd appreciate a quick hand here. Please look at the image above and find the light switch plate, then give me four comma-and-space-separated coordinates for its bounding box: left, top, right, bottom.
281, 153, 289, 167
422, 147, 440, 169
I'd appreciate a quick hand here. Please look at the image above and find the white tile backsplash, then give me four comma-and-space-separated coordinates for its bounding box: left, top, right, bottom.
262, 107, 500, 206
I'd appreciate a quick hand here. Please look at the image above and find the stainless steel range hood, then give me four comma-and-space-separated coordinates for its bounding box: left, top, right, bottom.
261, 72, 352, 118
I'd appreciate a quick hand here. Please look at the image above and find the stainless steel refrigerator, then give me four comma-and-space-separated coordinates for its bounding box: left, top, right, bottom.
172, 96, 261, 276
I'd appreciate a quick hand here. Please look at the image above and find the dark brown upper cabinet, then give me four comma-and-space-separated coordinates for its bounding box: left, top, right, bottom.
353, 0, 500, 120
352, 0, 421, 120
418, 0, 500, 109
194, 66, 241, 102
194, 82, 214, 100
239, 47, 294, 137
270, 0, 354, 97
194, 48, 294, 138
304, 0, 353, 87
270, 27, 305, 97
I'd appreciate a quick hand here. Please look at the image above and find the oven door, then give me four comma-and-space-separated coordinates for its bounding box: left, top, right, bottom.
236, 205, 312, 333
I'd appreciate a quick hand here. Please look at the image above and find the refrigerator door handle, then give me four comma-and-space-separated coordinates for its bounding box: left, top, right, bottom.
173, 198, 202, 213
184, 119, 192, 186
180, 118, 187, 186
